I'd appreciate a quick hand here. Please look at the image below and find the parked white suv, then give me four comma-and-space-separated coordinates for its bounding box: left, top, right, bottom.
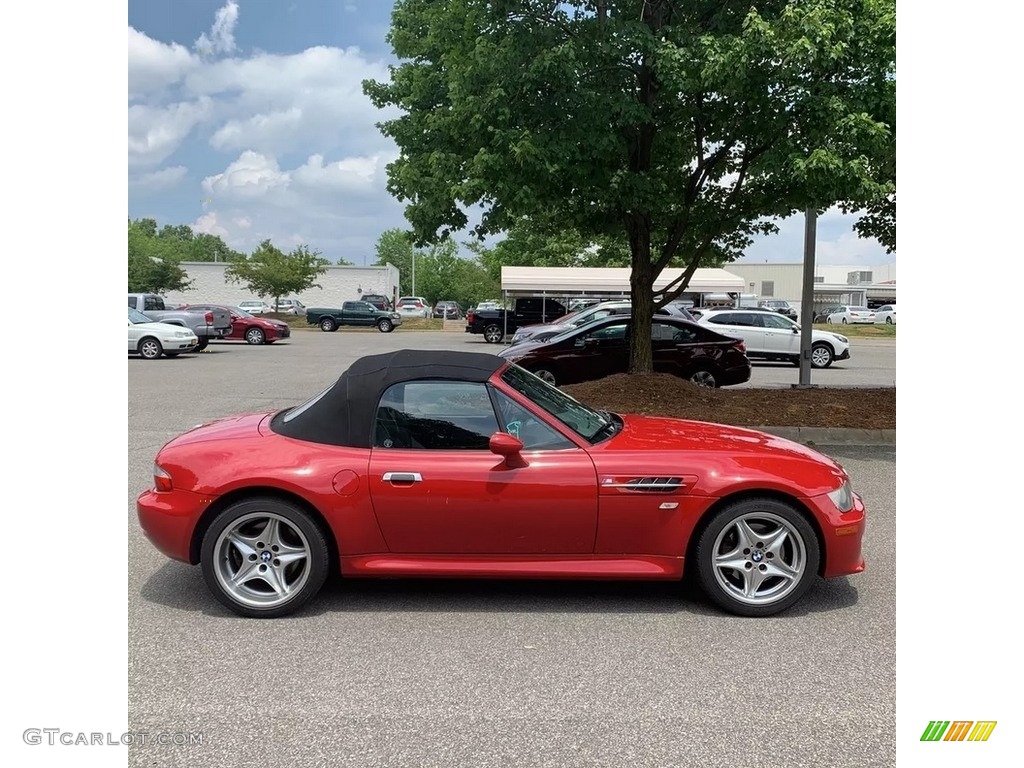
696, 308, 850, 368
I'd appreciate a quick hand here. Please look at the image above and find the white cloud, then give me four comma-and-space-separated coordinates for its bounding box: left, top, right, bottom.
741, 206, 893, 266
128, 98, 211, 168
128, 26, 196, 99
193, 150, 406, 262
195, 1, 239, 54
129, 165, 187, 192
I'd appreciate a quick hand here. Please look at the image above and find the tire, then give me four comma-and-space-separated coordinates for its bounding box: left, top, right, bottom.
194, 338, 210, 352
531, 367, 558, 386
885, 317, 893, 325
688, 367, 718, 388
483, 324, 504, 344
810, 342, 834, 369
138, 337, 163, 360
319, 318, 337, 333
245, 327, 266, 345
200, 497, 330, 618
377, 319, 393, 333
841, 318, 848, 324
825, 318, 833, 325
693, 497, 820, 617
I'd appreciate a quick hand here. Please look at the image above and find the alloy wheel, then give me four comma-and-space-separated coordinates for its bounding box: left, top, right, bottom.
710, 512, 807, 606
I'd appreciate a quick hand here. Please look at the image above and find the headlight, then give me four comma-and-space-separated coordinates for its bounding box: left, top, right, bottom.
827, 480, 854, 512
833, 334, 848, 343
175, 331, 189, 338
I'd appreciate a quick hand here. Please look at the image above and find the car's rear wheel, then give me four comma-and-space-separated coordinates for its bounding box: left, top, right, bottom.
531, 366, 558, 386
825, 318, 833, 324
138, 337, 163, 360
194, 338, 209, 352
377, 319, 393, 333
841, 318, 848, 324
483, 324, 504, 343
810, 343, 834, 368
200, 497, 330, 618
319, 318, 337, 332
693, 497, 819, 617
886, 317, 893, 324
688, 367, 718, 388
245, 327, 266, 345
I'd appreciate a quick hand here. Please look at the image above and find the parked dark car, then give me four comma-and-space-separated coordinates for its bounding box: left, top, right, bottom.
758, 299, 798, 321
432, 301, 463, 319
813, 305, 842, 323
466, 297, 569, 343
361, 294, 393, 311
498, 315, 750, 388
183, 304, 291, 345
306, 301, 403, 332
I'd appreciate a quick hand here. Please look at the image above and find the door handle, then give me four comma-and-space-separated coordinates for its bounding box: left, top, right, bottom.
382, 472, 422, 483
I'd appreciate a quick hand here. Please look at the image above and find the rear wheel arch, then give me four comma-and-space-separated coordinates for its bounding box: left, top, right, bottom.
684, 489, 827, 579
189, 487, 339, 574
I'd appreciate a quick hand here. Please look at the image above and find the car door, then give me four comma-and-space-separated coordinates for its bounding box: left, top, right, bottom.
758, 312, 800, 354
564, 320, 629, 383
343, 301, 374, 326
367, 380, 599, 554
704, 312, 767, 354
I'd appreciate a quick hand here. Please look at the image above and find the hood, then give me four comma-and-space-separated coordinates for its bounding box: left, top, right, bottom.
163, 412, 270, 449
133, 320, 198, 335
597, 414, 847, 491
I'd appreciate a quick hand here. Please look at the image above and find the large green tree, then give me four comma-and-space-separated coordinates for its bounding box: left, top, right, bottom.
365, 0, 896, 373
226, 240, 330, 309
128, 219, 192, 293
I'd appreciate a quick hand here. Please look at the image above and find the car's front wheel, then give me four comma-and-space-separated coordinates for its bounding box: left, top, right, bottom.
841, 318, 848, 324
377, 319, 394, 333
138, 337, 163, 360
245, 327, 266, 345
810, 342, 834, 368
200, 497, 330, 618
319, 318, 337, 332
886, 317, 893, 325
693, 497, 820, 617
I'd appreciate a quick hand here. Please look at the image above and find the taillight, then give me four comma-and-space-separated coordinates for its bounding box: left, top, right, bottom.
153, 464, 173, 492
467, 312, 475, 323
204, 312, 214, 324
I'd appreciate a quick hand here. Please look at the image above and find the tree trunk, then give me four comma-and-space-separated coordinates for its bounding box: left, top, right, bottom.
627, 217, 654, 375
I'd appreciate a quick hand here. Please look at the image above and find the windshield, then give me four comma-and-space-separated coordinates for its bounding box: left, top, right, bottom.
128, 307, 153, 324
501, 364, 613, 443
228, 306, 254, 318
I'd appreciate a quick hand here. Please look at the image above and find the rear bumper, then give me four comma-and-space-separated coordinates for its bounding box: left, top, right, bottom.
719, 363, 752, 386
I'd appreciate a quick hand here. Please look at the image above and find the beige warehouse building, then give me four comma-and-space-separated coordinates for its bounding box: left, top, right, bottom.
726, 262, 896, 317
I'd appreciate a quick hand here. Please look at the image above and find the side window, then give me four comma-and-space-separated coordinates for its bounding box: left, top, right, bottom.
654, 322, 697, 343
761, 314, 793, 330
343, 302, 358, 311
583, 322, 627, 342
127, 296, 137, 309
374, 382, 499, 450
709, 313, 741, 326
491, 390, 575, 451
144, 296, 164, 311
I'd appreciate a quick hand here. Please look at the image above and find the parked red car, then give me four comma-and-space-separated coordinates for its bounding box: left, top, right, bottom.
137, 350, 865, 619
498, 315, 751, 388
184, 305, 291, 345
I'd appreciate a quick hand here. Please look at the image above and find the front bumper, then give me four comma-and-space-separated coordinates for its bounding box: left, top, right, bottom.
807, 490, 866, 578
836, 348, 850, 361
137, 487, 214, 563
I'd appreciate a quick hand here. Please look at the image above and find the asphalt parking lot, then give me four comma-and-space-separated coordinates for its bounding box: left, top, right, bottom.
128, 331, 896, 767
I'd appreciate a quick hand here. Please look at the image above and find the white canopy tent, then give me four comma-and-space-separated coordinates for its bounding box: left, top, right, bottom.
500, 266, 746, 296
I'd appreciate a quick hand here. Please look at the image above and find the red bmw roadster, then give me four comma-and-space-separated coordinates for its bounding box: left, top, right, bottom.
137, 349, 865, 618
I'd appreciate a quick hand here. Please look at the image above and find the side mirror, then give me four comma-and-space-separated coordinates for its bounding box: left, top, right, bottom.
489, 432, 523, 457
792, 326, 799, 333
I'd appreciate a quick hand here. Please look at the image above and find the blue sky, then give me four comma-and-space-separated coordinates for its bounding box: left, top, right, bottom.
127, 0, 895, 267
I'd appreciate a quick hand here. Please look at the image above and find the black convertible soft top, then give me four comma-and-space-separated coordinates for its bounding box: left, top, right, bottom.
270, 349, 506, 448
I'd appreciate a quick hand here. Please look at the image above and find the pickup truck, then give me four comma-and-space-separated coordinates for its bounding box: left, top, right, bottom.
465, 297, 568, 343
306, 301, 403, 333
127, 293, 231, 351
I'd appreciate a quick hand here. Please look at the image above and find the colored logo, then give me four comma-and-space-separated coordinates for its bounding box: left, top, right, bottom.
920, 721, 997, 742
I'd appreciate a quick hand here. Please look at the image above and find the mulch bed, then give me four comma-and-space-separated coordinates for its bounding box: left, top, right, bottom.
563, 374, 896, 430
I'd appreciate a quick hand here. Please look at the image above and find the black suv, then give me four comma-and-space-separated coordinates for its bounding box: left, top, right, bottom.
758, 299, 798, 321
361, 294, 392, 311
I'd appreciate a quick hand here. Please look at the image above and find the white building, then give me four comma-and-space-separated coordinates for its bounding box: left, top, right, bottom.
161, 262, 401, 308
725, 262, 896, 315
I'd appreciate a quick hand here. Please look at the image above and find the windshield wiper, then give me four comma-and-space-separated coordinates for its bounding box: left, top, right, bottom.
590, 412, 619, 442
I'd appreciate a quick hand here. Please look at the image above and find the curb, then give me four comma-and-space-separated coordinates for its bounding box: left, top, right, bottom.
748, 426, 896, 446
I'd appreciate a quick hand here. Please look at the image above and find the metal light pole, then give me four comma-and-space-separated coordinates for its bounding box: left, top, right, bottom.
796, 208, 817, 388
412, 252, 416, 296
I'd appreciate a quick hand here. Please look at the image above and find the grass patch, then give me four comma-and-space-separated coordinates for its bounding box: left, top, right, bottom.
813, 323, 895, 338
